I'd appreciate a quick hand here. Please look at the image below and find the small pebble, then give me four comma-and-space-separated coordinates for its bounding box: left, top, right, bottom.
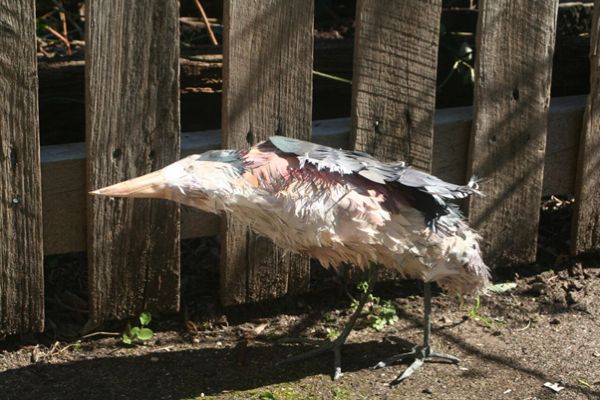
549, 318, 560, 325
593, 352, 600, 358
422, 388, 433, 394
216, 341, 223, 346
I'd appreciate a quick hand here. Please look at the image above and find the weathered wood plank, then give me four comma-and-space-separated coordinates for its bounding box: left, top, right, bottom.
221, 0, 313, 305
86, 0, 181, 322
0, 0, 44, 334
39, 97, 584, 256
572, 1, 600, 255
351, 0, 441, 170
467, 0, 559, 266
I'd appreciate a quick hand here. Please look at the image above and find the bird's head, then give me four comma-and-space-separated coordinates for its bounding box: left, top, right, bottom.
90, 150, 247, 212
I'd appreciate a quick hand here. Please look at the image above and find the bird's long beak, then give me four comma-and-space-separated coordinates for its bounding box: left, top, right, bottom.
90, 170, 169, 199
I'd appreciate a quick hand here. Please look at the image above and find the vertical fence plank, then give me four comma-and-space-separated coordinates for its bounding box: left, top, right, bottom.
351, 0, 441, 171
221, 0, 313, 305
467, 0, 559, 266
86, 1, 180, 322
0, 0, 44, 334
572, 1, 600, 255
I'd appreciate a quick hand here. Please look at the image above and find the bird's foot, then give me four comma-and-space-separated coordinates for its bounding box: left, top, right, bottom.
277, 335, 347, 380
372, 345, 459, 385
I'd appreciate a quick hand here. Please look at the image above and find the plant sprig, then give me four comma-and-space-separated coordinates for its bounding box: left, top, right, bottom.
122, 311, 154, 345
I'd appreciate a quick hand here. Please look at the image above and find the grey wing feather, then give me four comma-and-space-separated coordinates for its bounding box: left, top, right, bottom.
268, 136, 321, 156
195, 149, 245, 171
269, 136, 367, 174
394, 169, 483, 200
268, 136, 481, 199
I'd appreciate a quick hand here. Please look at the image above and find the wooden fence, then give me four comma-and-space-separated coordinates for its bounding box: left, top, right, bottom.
1, 0, 598, 335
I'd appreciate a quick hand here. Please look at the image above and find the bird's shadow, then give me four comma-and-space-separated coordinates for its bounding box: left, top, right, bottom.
0, 339, 409, 400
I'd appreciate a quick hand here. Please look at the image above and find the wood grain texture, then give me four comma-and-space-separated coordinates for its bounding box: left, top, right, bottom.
572, 1, 600, 255
86, 0, 181, 322
221, 0, 313, 305
0, 0, 44, 334
467, 0, 559, 266
351, 0, 441, 170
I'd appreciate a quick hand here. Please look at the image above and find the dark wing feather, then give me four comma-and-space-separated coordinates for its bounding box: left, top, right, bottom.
267, 136, 480, 200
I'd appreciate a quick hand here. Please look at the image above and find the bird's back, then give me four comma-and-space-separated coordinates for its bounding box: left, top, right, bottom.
236, 137, 490, 294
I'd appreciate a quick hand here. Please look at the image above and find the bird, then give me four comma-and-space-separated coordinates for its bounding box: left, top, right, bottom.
91, 136, 490, 384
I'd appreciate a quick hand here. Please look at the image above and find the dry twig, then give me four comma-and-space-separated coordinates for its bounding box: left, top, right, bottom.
59, 11, 68, 38
51, 0, 84, 38
45, 25, 72, 56
81, 331, 120, 339
193, 0, 219, 45
37, 37, 53, 58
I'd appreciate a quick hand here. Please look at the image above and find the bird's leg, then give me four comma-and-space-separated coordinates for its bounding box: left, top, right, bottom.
278, 265, 378, 380
373, 282, 459, 384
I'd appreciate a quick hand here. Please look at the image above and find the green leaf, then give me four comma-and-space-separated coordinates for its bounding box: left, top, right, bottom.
139, 311, 152, 326
326, 328, 340, 341
137, 327, 154, 341
259, 392, 276, 400
356, 281, 369, 294
488, 282, 517, 294
122, 334, 132, 345
129, 326, 140, 337
370, 318, 387, 332
36, 20, 49, 35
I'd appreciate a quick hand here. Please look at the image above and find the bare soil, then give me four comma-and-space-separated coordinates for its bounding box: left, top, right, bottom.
1, 254, 599, 400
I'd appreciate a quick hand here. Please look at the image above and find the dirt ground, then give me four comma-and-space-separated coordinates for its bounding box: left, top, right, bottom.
1, 255, 599, 400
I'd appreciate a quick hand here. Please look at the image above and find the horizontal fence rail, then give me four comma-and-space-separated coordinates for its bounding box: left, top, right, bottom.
41, 96, 584, 255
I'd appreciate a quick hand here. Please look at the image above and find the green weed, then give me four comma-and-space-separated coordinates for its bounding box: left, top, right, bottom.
326, 327, 340, 341
122, 311, 154, 345
466, 296, 494, 328
355, 281, 399, 332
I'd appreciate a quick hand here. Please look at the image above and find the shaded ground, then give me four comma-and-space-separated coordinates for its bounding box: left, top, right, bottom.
1, 257, 600, 399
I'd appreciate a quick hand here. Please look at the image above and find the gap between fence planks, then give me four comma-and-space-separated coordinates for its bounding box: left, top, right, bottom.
572, 0, 600, 255
40, 96, 584, 257
86, 0, 181, 322
352, 0, 441, 172
467, 0, 559, 267
220, 0, 313, 305
0, 0, 44, 334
